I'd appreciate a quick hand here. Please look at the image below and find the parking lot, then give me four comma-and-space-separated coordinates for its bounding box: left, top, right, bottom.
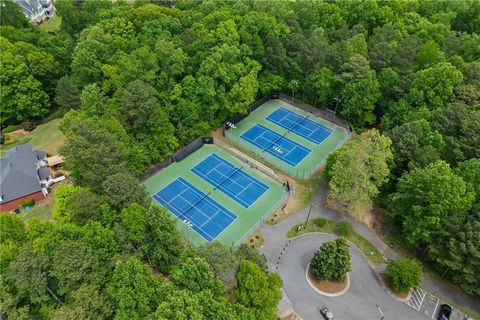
406, 287, 470, 320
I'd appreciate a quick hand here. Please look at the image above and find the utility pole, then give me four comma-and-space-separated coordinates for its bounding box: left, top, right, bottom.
303, 202, 319, 229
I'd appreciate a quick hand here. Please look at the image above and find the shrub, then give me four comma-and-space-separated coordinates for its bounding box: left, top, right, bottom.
21, 121, 37, 131
313, 217, 327, 227
3, 124, 23, 133
335, 221, 353, 237
310, 238, 351, 282
21, 198, 35, 208
386, 257, 422, 293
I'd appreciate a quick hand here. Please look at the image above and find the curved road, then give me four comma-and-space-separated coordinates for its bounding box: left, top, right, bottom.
259, 180, 480, 319
275, 233, 426, 320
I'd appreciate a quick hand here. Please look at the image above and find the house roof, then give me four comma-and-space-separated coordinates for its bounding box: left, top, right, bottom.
15, 0, 53, 18
37, 167, 50, 181
35, 149, 46, 161
0, 144, 43, 203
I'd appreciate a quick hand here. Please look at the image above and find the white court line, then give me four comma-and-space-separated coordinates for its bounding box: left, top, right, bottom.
200, 206, 222, 227
176, 178, 237, 239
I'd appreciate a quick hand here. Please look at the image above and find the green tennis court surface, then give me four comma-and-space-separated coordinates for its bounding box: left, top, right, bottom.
143, 145, 288, 246
225, 100, 350, 179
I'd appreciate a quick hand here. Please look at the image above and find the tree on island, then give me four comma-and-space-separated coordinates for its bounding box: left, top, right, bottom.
310, 238, 351, 283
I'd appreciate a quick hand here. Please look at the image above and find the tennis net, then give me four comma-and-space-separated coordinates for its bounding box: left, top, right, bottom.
261, 114, 309, 154
178, 165, 243, 221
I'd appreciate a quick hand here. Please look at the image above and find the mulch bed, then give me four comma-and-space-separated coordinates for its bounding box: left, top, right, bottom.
308, 267, 347, 294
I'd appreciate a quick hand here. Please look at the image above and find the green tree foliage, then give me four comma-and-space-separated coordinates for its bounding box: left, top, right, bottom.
455, 159, 480, 200
388, 119, 445, 172
59, 111, 138, 190
143, 205, 183, 273
389, 161, 475, 245
52, 184, 102, 225
234, 260, 282, 320
426, 208, 480, 296
0, 214, 26, 271
107, 257, 160, 320
172, 257, 225, 296
50, 239, 106, 296
51, 284, 113, 320
0, 213, 26, 244
327, 129, 393, 213
337, 54, 381, 127
409, 62, 463, 109
0, 0, 31, 28
55, 76, 81, 109
3, 0, 480, 314
432, 103, 480, 164
197, 242, 238, 283
235, 244, 268, 273
114, 80, 178, 163
310, 238, 351, 283
102, 172, 149, 210
4, 248, 52, 304
386, 257, 422, 293
0, 37, 49, 126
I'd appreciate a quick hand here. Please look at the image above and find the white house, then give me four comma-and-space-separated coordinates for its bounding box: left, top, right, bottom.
14, 0, 55, 24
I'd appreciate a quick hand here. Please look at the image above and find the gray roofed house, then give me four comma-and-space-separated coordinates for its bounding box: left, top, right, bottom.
14, 0, 55, 25
0, 144, 52, 210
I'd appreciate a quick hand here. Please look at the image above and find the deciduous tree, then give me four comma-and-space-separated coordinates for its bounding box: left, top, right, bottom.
234, 260, 282, 320
327, 129, 393, 214
310, 238, 351, 282
389, 160, 475, 245
386, 257, 422, 293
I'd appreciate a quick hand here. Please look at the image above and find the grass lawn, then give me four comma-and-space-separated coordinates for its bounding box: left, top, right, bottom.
1, 118, 64, 156
38, 15, 62, 33
287, 217, 387, 264
20, 195, 55, 222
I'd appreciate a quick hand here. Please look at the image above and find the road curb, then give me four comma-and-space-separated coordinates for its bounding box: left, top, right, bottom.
290, 232, 401, 302
305, 263, 350, 297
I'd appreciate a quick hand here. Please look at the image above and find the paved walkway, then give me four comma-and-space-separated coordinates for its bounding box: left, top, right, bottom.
260, 180, 480, 318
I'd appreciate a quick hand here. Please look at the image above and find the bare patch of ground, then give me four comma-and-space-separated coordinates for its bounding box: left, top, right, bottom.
325, 192, 376, 228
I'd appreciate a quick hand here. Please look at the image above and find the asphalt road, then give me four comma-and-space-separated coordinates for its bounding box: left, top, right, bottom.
274, 233, 428, 320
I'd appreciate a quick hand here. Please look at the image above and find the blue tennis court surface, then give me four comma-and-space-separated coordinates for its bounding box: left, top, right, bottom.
266, 107, 333, 145
152, 177, 237, 242
241, 124, 311, 167
191, 154, 269, 208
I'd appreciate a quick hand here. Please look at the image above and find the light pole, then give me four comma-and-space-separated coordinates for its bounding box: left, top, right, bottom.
376, 304, 384, 320
290, 80, 299, 99
303, 202, 319, 229
333, 97, 341, 114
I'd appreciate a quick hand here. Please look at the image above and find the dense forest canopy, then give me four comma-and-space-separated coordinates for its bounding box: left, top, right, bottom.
0, 0, 479, 318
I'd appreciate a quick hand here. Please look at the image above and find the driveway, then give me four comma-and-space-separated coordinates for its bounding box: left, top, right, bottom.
271, 233, 427, 320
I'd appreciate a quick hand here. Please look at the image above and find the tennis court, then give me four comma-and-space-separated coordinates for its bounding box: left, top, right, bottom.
241, 124, 311, 166
224, 99, 351, 178
191, 153, 269, 208
152, 177, 237, 242
143, 145, 288, 246
266, 107, 333, 145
